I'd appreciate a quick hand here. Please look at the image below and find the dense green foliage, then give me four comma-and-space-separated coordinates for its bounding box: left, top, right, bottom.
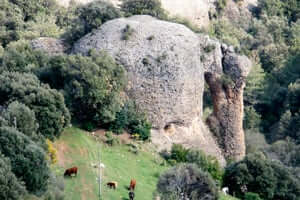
224, 153, 300, 200
0, 153, 26, 200
162, 144, 224, 184
0, 72, 70, 139
0, 127, 50, 195
0, 0, 63, 47
2, 101, 38, 140
157, 164, 219, 200
121, 0, 167, 19
38, 50, 126, 125
108, 101, 152, 140
64, 0, 121, 44
0, 40, 49, 73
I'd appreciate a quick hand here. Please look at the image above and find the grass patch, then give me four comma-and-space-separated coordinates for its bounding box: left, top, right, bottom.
53, 127, 168, 200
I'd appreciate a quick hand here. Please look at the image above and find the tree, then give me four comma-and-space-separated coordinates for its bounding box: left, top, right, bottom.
39, 51, 125, 125
157, 164, 219, 200
2, 101, 38, 139
0, 72, 70, 139
0, 127, 50, 195
64, 0, 121, 44
224, 153, 300, 200
0, 153, 26, 200
0, 40, 49, 73
121, 0, 167, 19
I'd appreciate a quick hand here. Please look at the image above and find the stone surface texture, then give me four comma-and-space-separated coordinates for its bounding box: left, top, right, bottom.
31, 37, 67, 55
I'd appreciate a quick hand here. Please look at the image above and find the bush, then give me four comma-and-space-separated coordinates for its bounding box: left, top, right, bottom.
0, 127, 50, 195
186, 150, 224, 185
243, 106, 261, 130
156, 164, 219, 200
46, 139, 58, 165
121, 0, 167, 19
121, 24, 134, 40
0, 40, 49, 73
64, 0, 121, 44
105, 131, 120, 146
223, 153, 300, 200
0, 72, 70, 139
109, 101, 151, 140
38, 51, 125, 125
170, 144, 189, 163
245, 192, 262, 200
2, 101, 39, 139
0, 153, 26, 200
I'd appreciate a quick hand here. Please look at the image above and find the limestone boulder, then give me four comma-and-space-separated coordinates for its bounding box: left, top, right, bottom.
73, 15, 204, 130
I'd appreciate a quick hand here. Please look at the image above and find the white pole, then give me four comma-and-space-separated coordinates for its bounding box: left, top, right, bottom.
98, 141, 101, 200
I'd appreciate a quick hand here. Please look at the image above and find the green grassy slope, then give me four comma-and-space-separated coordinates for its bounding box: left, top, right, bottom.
53, 127, 168, 200
52, 127, 240, 200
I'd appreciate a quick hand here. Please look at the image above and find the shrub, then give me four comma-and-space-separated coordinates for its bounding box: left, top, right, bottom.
243, 106, 261, 130
38, 51, 125, 125
0, 127, 50, 195
245, 192, 262, 200
156, 164, 219, 200
170, 144, 189, 163
0, 153, 26, 200
46, 139, 58, 165
64, 0, 121, 44
2, 101, 39, 139
223, 153, 300, 200
186, 150, 224, 185
121, 24, 134, 40
0, 40, 49, 73
121, 0, 167, 19
0, 72, 70, 139
109, 101, 151, 140
105, 131, 120, 146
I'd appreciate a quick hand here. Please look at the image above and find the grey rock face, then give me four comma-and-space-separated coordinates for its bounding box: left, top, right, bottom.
73, 15, 204, 130
31, 37, 67, 56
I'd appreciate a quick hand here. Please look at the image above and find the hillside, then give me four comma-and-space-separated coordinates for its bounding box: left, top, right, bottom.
51, 127, 238, 200
52, 128, 169, 200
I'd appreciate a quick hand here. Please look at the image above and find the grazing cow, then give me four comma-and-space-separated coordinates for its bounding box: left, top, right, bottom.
107, 181, 118, 189
64, 167, 78, 177
129, 191, 135, 200
129, 179, 136, 191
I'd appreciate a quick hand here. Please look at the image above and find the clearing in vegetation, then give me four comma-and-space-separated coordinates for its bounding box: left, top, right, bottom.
53, 127, 168, 200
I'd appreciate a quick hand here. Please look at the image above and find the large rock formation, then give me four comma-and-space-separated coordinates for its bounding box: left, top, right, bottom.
73, 15, 204, 130
200, 37, 252, 160
71, 15, 251, 164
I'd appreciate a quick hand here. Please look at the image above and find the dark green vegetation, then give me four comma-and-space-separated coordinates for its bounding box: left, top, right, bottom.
157, 164, 219, 200
0, 153, 26, 200
121, 0, 167, 19
161, 144, 224, 185
224, 153, 300, 200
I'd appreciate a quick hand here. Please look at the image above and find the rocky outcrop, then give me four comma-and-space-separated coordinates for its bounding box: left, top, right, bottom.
33, 15, 251, 164
71, 16, 251, 163
31, 37, 67, 55
73, 15, 204, 130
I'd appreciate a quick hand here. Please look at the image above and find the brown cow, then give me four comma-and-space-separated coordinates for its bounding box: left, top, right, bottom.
64, 167, 78, 177
129, 179, 136, 191
107, 181, 118, 189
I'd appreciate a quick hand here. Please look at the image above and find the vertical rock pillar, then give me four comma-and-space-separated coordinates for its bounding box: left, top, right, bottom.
205, 48, 252, 161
